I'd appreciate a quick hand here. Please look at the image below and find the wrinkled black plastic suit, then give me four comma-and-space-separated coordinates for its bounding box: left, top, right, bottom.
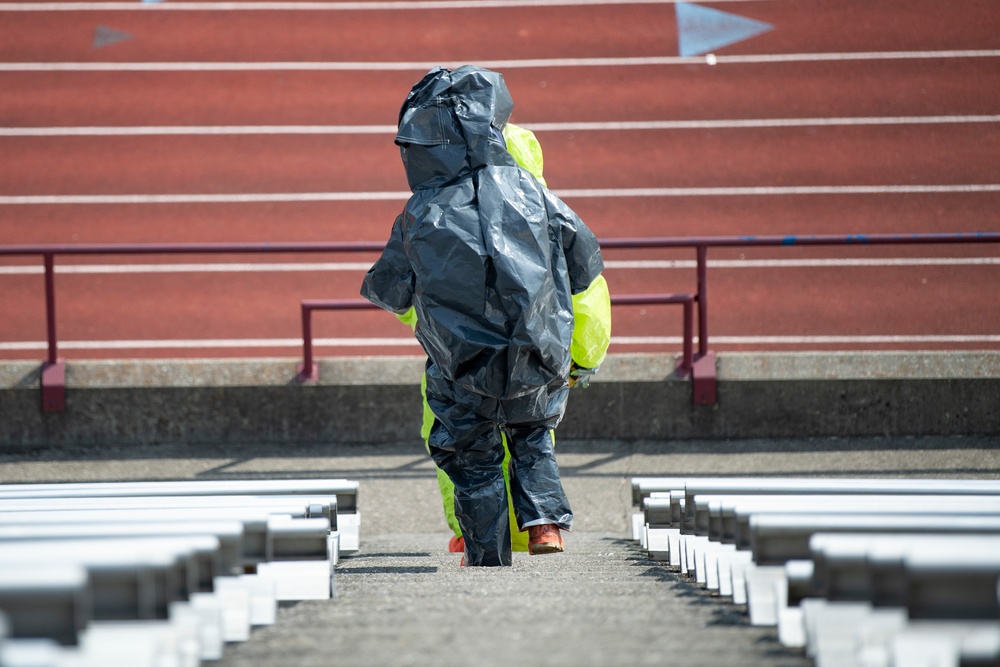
361, 66, 604, 566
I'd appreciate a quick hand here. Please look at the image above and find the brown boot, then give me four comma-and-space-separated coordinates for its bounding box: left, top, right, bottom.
527, 524, 564, 555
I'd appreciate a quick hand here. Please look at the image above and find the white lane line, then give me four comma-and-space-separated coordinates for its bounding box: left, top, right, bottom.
4, 115, 999, 136
557, 185, 1000, 197
614, 335, 1000, 345
0, 337, 420, 350
524, 115, 1000, 131
605, 257, 1000, 269
3, 184, 999, 205
0, 192, 411, 204
0, 125, 398, 136
0, 0, 762, 11
3, 257, 999, 276
714, 50, 1000, 64
2, 51, 998, 72
0, 262, 375, 275
3, 334, 999, 351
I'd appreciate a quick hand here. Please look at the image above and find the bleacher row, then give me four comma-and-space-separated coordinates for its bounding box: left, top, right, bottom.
631, 477, 1000, 667
0, 479, 361, 667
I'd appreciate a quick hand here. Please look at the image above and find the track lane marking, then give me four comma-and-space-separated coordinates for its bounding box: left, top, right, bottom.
4, 115, 999, 136
0, 262, 376, 274
557, 185, 1000, 198
0, 0, 836, 10
525, 116, 1000, 131
2, 51, 999, 72
2, 257, 999, 275
0, 125, 398, 136
0, 192, 411, 204
615, 335, 1000, 345
3, 185, 998, 205
2, 334, 999, 351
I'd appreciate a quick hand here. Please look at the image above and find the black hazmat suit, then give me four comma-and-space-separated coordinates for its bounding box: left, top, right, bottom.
361, 66, 605, 566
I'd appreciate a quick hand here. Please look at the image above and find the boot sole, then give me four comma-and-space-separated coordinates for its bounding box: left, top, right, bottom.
528, 542, 564, 555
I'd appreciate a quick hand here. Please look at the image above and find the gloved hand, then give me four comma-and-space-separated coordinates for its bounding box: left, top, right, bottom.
568, 362, 598, 389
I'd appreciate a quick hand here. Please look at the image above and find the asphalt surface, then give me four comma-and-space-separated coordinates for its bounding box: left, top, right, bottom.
0, 436, 997, 666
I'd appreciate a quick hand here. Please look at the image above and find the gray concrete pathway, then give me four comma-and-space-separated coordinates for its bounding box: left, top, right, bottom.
219, 531, 809, 667
0, 435, 996, 666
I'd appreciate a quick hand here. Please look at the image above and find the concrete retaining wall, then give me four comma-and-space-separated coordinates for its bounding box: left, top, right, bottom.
2, 351, 998, 450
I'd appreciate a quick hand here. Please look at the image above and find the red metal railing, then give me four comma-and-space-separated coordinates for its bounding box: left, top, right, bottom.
298, 292, 696, 382
2, 232, 998, 412
2, 242, 380, 412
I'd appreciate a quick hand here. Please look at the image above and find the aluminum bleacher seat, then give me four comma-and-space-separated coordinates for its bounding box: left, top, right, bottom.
809, 533, 1000, 618
0, 478, 361, 554
0, 479, 359, 667
630, 476, 1000, 667
750, 514, 1000, 567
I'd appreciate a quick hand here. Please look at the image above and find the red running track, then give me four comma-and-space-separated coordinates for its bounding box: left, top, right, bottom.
1, 0, 999, 361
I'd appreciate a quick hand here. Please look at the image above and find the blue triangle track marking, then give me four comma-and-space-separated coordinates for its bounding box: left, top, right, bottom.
675, 2, 773, 58
93, 25, 134, 49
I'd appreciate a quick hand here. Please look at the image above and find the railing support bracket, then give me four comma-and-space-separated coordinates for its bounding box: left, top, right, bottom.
691, 352, 716, 405
41, 358, 66, 413
296, 362, 320, 384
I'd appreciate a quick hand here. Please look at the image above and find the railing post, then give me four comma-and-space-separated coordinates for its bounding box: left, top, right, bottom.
696, 245, 708, 358
681, 297, 693, 373
297, 302, 319, 383
691, 245, 717, 405
44, 253, 57, 366
40, 253, 66, 413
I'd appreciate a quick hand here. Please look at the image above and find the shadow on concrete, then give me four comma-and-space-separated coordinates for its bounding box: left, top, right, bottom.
0, 437, 996, 484
2, 435, 996, 460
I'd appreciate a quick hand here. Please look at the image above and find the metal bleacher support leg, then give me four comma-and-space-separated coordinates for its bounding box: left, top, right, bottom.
256, 515, 335, 601
194, 577, 252, 643
744, 564, 787, 626
717, 550, 752, 599
337, 509, 361, 553
703, 542, 736, 592
645, 527, 672, 563
775, 560, 815, 649
631, 513, 645, 543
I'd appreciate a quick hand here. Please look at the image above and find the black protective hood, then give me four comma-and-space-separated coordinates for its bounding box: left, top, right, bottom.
394, 66, 518, 190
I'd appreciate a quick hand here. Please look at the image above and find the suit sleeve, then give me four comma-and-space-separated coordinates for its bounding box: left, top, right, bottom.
360, 214, 415, 315
571, 274, 612, 369
543, 189, 604, 294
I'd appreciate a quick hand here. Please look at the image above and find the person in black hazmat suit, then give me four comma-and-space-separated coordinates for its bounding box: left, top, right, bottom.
361, 65, 607, 567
